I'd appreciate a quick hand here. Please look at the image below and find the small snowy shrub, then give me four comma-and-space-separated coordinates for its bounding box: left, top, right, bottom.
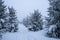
47, 25, 57, 37
47, 24, 60, 38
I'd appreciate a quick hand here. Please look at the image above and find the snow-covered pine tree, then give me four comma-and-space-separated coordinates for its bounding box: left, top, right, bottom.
8, 7, 18, 32
29, 10, 43, 31
47, 0, 60, 38
23, 10, 43, 32
0, 0, 7, 39
0, 0, 7, 32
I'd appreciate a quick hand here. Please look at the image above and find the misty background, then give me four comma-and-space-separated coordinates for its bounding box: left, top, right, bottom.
3, 0, 49, 21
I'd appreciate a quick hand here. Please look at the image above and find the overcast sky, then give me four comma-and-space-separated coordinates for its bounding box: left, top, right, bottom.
4, 0, 49, 21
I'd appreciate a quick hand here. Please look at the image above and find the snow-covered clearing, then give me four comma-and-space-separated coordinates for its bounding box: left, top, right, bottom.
2, 24, 60, 40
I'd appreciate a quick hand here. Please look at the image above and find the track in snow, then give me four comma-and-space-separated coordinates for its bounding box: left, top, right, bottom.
2, 24, 60, 40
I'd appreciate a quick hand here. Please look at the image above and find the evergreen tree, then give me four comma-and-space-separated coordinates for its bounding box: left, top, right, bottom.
0, 0, 7, 39
0, 0, 6, 30
8, 7, 18, 32
47, 0, 60, 38
23, 10, 43, 31
23, 16, 30, 27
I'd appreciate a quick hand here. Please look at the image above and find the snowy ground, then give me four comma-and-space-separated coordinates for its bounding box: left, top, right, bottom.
2, 24, 60, 40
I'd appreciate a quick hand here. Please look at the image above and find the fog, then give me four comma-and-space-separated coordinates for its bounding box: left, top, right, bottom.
4, 0, 49, 21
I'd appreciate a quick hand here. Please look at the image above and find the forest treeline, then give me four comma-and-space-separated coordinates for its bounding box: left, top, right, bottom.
0, 0, 18, 39
0, 0, 60, 39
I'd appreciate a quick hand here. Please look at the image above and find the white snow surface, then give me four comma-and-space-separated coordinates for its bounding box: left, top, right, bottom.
2, 24, 60, 40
